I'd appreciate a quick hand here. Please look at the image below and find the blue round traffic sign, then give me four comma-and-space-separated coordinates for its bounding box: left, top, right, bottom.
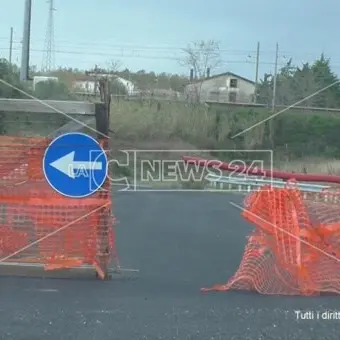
43, 132, 108, 198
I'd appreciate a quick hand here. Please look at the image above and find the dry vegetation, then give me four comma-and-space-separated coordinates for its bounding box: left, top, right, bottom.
109, 100, 266, 149
108, 100, 340, 178
275, 157, 340, 175
110, 100, 212, 142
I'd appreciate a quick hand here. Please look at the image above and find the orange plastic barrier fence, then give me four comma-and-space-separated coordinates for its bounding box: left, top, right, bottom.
0, 136, 115, 279
202, 182, 340, 295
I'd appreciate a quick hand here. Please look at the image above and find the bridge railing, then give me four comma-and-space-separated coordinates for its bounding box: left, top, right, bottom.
205, 173, 331, 193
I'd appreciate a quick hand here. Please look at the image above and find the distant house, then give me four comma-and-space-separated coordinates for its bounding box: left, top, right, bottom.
115, 76, 137, 95
72, 74, 137, 96
185, 72, 255, 103
72, 75, 97, 94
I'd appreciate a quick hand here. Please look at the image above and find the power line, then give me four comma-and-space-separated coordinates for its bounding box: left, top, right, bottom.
4, 46, 340, 70
0, 37, 262, 52
0, 37, 333, 59
7, 43, 261, 55
0, 46, 283, 64
1, 36, 339, 64
5, 45, 340, 70
0, 36, 329, 55
0, 34, 337, 57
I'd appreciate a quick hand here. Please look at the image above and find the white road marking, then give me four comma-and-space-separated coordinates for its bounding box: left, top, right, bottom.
76, 310, 117, 315
24, 288, 59, 293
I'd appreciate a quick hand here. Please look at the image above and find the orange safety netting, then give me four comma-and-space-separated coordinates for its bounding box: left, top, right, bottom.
202, 182, 340, 295
0, 136, 116, 278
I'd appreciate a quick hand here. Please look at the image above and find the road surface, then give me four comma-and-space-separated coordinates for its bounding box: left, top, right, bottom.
0, 192, 339, 339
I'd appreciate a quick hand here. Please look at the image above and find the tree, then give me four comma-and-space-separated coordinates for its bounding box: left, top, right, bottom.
256, 55, 340, 108
0, 58, 28, 99
310, 54, 340, 107
180, 40, 221, 79
106, 59, 122, 73
169, 74, 189, 92
34, 80, 76, 100
180, 40, 221, 102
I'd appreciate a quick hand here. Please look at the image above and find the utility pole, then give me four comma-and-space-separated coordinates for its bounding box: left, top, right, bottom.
269, 42, 279, 149
9, 27, 13, 64
86, 66, 110, 102
254, 41, 260, 103
272, 42, 279, 112
20, 0, 32, 81
86, 67, 111, 127
94, 64, 98, 97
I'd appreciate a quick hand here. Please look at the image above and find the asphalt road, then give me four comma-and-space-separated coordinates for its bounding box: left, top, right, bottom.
1, 192, 340, 340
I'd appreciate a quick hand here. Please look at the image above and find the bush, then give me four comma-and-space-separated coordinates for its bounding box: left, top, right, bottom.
34, 80, 76, 100
0, 58, 28, 99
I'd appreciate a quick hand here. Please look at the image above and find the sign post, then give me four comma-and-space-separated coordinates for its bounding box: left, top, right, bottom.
43, 132, 108, 198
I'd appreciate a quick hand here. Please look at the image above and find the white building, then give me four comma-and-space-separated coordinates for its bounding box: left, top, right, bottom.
185, 72, 255, 103
72, 75, 137, 96
72, 79, 97, 94
115, 77, 136, 95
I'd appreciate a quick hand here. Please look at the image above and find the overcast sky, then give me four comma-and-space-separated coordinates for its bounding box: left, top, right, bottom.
1, 0, 339, 80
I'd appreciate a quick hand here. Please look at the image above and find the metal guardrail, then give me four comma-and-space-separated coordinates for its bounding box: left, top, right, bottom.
205, 174, 331, 193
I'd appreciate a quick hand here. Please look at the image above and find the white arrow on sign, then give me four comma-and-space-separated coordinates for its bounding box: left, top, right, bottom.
49, 151, 103, 179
